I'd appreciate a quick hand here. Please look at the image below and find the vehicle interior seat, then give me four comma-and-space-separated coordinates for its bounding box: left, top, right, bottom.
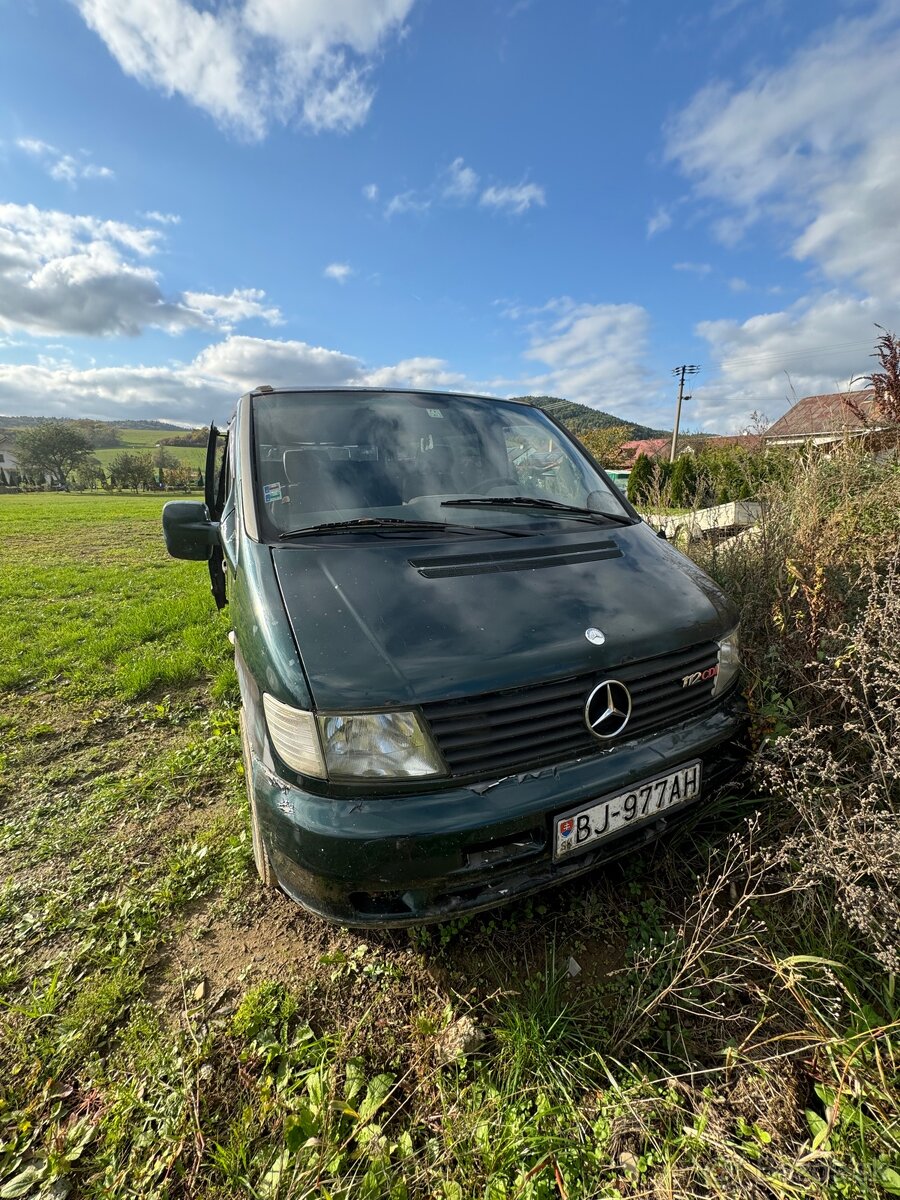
330, 460, 402, 509
283, 448, 338, 512
283, 449, 402, 513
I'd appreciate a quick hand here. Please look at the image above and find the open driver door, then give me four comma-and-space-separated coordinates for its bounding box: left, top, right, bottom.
203, 422, 228, 610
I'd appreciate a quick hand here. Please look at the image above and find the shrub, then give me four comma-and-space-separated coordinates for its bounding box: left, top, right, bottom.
627, 452, 653, 504
669, 452, 696, 507
688, 442, 900, 713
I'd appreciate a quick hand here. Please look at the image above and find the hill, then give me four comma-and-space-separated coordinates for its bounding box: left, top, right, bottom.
0, 415, 189, 432
510, 395, 667, 439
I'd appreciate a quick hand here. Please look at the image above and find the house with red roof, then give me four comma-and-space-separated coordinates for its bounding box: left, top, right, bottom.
617, 437, 670, 466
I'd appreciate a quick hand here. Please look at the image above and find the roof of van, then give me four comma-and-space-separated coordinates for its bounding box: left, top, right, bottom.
243, 386, 533, 406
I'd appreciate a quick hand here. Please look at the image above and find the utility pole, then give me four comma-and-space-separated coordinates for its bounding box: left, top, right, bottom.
670, 364, 700, 462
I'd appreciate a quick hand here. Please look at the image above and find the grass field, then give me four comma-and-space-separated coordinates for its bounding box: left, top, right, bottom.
91, 435, 207, 473
1, 491, 898, 1199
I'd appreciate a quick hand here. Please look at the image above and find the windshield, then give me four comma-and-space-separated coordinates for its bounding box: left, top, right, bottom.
252, 390, 631, 539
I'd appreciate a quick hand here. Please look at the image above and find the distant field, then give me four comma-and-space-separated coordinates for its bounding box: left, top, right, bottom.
92, 435, 206, 471
2, 423, 207, 471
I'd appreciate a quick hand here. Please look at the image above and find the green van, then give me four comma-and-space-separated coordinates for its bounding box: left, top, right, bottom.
163, 387, 747, 926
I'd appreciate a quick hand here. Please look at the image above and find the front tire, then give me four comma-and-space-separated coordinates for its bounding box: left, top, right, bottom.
240, 709, 277, 889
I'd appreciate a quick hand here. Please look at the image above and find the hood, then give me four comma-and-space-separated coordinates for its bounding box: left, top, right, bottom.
272, 522, 736, 709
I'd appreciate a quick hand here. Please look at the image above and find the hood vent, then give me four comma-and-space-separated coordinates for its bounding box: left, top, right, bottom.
409, 538, 622, 579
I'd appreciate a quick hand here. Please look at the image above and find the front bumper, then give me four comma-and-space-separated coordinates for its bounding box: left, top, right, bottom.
251, 692, 749, 927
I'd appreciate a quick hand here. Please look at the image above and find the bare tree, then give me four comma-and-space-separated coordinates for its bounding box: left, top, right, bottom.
866, 325, 900, 426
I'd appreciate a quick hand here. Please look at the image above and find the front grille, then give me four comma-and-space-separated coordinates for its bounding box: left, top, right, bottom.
422, 642, 720, 779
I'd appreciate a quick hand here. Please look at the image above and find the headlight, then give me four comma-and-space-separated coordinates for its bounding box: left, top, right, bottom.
713, 626, 741, 697
263, 694, 327, 778
318, 711, 445, 779
262, 695, 445, 780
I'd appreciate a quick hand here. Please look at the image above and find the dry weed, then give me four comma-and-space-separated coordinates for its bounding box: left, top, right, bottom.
761, 555, 900, 974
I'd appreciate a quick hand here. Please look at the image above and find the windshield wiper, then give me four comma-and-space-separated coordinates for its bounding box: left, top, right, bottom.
278, 517, 527, 539
441, 496, 634, 525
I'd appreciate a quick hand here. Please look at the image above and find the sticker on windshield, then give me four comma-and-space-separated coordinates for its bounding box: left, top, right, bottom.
427, 408, 444, 418
263, 482, 283, 503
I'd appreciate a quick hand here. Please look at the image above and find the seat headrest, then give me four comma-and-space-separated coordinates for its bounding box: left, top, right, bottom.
283, 448, 329, 485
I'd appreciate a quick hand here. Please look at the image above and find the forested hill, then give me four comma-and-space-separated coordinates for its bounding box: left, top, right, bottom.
511, 395, 667, 439
0, 415, 186, 432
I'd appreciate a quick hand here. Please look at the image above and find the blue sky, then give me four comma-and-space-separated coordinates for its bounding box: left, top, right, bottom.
1, 0, 899, 431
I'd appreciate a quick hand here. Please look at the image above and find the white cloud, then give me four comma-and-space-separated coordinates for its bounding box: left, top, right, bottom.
646, 205, 672, 237
480, 182, 545, 215
673, 261, 712, 275
194, 335, 365, 390
690, 292, 893, 432
384, 161, 546, 218
665, 3, 900, 298
362, 357, 468, 390
0, 359, 230, 424
16, 138, 54, 157
299, 66, 373, 133
443, 157, 479, 201
518, 298, 660, 419
323, 262, 353, 283
0, 336, 365, 423
728, 277, 749, 292
181, 287, 282, 325
143, 210, 181, 225
0, 295, 671, 427
385, 190, 430, 218
16, 137, 115, 184
661, 3, 900, 430
0, 335, 476, 423
74, 0, 416, 138
362, 183, 379, 202
0, 203, 277, 338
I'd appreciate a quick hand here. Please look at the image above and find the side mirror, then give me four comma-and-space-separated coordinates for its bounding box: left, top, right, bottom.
656, 526, 667, 540
162, 501, 219, 560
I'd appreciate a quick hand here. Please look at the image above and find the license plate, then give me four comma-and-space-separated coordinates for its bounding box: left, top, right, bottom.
554, 762, 702, 860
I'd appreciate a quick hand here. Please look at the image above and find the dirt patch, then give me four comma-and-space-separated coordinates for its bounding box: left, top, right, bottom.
155, 886, 351, 1007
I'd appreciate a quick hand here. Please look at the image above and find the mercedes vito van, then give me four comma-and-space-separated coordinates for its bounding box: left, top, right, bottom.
162, 387, 747, 926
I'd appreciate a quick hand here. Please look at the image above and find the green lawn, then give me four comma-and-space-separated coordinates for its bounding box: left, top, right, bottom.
0, 494, 228, 698
1, 494, 897, 1199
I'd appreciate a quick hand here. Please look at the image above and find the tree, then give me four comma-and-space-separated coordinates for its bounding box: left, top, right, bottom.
14, 421, 94, 487
110, 451, 155, 492
72, 419, 122, 448
160, 426, 209, 447
627, 452, 653, 505
167, 465, 196, 491
669, 453, 697, 508
152, 444, 179, 485
71, 456, 105, 491
579, 424, 632, 468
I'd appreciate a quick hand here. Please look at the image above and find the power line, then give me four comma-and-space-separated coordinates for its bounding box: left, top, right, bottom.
718, 338, 875, 370
670, 365, 700, 462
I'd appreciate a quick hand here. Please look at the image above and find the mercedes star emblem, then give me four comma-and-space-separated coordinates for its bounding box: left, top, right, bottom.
584, 627, 606, 645
584, 679, 632, 740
